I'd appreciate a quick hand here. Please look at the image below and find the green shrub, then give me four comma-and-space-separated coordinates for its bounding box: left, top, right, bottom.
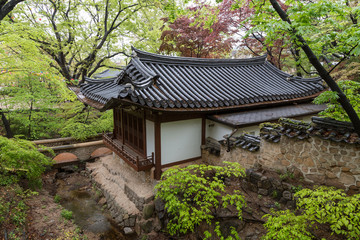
0, 136, 53, 187
263, 186, 360, 239
54, 194, 61, 203
155, 162, 246, 236
61, 209, 73, 220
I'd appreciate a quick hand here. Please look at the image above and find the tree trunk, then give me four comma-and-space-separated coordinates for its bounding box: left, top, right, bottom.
269, 0, 360, 136
0, 108, 13, 138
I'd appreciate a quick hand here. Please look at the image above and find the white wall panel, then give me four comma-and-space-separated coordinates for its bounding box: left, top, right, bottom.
146, 120, 155, 157
161, 119, 202, 165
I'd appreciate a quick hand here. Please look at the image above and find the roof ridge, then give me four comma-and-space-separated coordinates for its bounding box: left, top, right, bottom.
131, 47, 267, 66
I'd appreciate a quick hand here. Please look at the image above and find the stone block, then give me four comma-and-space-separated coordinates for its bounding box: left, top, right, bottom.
306, 174, 325, 184
339, 172, 355, 185
281, 160, 291, 167
282, 191, 292, 200
140, 219, 154, 233
250, 171, 262, 184
124, 218, 130, 227
129, 217, 136, 227
337, 161, 346, 167
301, 166, 308, 174
285, 200, 296, 209
143, 203, 155, 220
154, 198, 165, 213
258, 188, 268, 196
320, 145, 328, 152
340, 150, 348, 155
123, 227, 134, 235
303, 158, 315, 167
258, 177, 272, 189
282, 182, 292, 191
269, 178, 282, 189
334, 154, 342, 161
329, 147, 339, 154
325, 171, 337, 179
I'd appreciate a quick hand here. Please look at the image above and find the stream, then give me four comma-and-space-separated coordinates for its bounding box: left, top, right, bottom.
56, 171, 136, 240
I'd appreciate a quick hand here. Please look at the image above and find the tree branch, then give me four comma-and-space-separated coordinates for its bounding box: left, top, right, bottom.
269, 0, 360, 135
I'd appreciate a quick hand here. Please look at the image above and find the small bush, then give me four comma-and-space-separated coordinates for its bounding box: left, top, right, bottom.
61, 209, 73, 220
0, 136, 53, 188
54, 194, 61, 203
155, 162, 246, 236
263, 186, 360, 239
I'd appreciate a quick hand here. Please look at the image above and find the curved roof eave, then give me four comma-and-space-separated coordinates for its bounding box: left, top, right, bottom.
132, 46, 268, 66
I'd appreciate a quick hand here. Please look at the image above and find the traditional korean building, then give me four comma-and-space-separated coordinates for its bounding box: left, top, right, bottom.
73, 47, 325, 179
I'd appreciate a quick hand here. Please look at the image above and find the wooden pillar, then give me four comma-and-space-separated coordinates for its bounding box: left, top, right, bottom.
154, 114, 162, 180
201, 116, 206, 146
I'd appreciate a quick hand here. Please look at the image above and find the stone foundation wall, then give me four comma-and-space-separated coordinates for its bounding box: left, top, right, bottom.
203, 136, 360, 191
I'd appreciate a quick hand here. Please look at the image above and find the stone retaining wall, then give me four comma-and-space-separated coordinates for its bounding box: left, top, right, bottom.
203, 135, 360, 192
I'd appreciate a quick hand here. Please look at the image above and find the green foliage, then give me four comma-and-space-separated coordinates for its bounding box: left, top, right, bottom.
0, 184, 37, 238
203, 222, 240, 240
12, 0, 161, 82
279, 171, 294, 181
263, 209, 313, 240
0, 136, 53, 187
61, 209, 74, 220
155, 162, 246, 236
291, 185, 303, 193
54, 194, 61, 204
263, 186, 360, 239
0, 70, 74, 139
313, 80, 360, 122
59, 102, 113, 140
246, 0, 360, 66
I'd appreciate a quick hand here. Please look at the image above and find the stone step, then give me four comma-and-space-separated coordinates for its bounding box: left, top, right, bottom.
100, 154, 156, 210
86, 159, 140, 227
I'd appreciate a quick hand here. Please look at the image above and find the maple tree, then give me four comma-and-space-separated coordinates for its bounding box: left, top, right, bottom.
159, 0, 239, 58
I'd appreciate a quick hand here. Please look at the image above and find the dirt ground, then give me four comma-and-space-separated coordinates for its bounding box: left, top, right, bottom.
25, 170, 94, 240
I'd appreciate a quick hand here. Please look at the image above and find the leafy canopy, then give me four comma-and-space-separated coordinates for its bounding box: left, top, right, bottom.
11, 0, 163, 82
313, 80, 360, 122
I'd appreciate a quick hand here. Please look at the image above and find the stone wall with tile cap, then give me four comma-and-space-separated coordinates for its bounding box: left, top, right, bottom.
203, 136, 360, 192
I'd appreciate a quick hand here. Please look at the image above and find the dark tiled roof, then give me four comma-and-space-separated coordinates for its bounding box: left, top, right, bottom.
209, 103, 327, 128
79, 48, 324, 111
93, 69, 123, 79
259, 117, 360, 144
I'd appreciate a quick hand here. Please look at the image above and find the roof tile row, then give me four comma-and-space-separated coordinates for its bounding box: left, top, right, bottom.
80, 48, 324, 111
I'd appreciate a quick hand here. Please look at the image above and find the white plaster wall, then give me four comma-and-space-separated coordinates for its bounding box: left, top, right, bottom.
146, 120, 155, 157
206, 119, 233, 140
161, 119, 202, 165
206, 119, 260, 141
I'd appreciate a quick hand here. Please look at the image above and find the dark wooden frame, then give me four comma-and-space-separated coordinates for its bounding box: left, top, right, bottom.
111, 108, 207, 179
113, 108, 147, 157
103, 133, 154, 171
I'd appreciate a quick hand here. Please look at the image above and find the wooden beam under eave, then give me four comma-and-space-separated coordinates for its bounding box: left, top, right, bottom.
154, 114, 162, 180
